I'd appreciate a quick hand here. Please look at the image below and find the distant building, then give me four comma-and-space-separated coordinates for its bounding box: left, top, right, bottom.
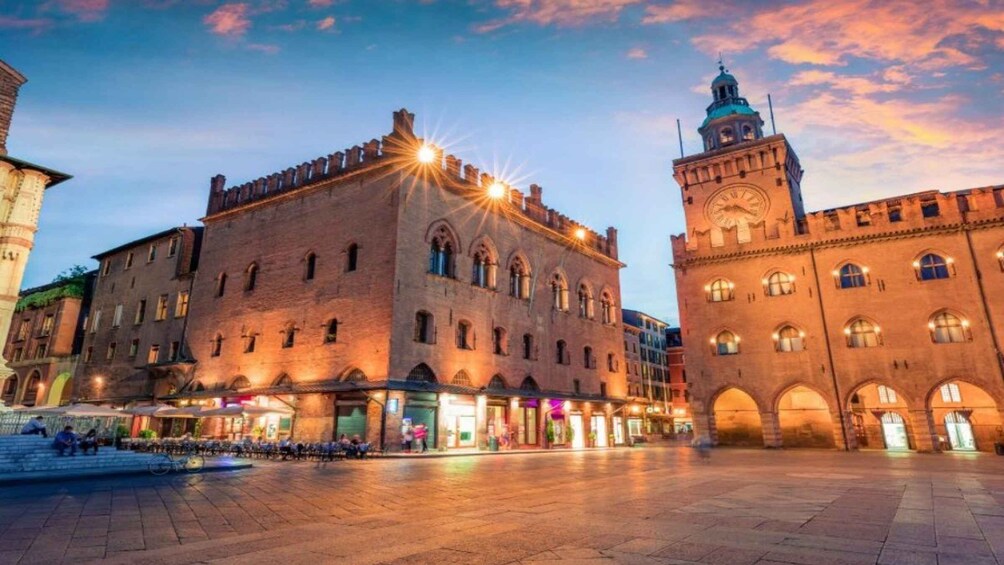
672, 64, 1004, 452
622, 309, 673, 435
665, 327, 691, 433
0, 271, 94, 406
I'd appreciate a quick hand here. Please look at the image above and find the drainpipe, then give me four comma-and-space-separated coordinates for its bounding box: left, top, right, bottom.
809, 247, 851, 451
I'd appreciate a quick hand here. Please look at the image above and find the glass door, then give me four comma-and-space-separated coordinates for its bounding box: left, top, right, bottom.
570, 414, 585, 448
880, 413, 908, 450
591, 415, 608, 447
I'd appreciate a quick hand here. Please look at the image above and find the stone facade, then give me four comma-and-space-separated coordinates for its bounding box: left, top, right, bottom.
0, 272, 93, 406
672, 67, 1004, 452
0, 60, 26, 157
666, 327, 690, 431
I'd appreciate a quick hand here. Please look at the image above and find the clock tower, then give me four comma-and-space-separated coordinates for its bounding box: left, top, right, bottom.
673, 63, 805, 246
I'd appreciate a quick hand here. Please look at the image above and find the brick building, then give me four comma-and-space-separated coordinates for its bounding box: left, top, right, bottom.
75, 227, 202, 417
672, 65, 1004, 452
82, 110, 628, 450
0, 270, 94, 407
665, 327, 691, 433
622, 309, 672, 434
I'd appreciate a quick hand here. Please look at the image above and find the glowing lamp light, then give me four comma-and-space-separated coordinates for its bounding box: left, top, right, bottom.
771, 333, 779, 340
563, 400, 572, 411
703, 284, 711, 291
761, 278, 769, 285
832, 270, 840, 277
734, 336, 741, 343
709, 337, 716, 344
93, 376, 104, 385
961, 319, 970, 328
798, 331, 806, 338
631, 404, 640, 414
728, 282, 735, 289
861, 267, 870, 274
997, 251, 1004, 259
874, 326, 882, 334
416, 144, 436, 164
487, 181, 506, 199
790, 275, 796, 281
912, 260, 921, 268
928, 322, 936, 330
574, 228, 587, 240
843, 327, 852, 335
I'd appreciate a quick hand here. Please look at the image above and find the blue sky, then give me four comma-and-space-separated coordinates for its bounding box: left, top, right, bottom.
2, 0, 1003, 325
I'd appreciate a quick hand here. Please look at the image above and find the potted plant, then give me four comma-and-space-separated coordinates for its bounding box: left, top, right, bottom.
138, 429, 157, 440
545, 420, 555, 447
588, 431, 597, 447
566, 424, 574, 447
114, 424, 130, 450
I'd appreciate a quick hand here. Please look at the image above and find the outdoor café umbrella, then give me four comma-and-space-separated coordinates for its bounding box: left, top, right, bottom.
157, 406, 213, 418
46, 403, 127, 418
124, 403, 177, 417
200, 404, 295, 418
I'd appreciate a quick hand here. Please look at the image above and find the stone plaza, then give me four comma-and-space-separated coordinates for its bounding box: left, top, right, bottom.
1, 447, 1003, 564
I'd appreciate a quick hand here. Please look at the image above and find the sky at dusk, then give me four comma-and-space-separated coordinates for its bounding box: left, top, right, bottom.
2, 0, 1003, 326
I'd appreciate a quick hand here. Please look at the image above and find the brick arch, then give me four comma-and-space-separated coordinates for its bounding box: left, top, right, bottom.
338, 366, 368, 382
229, 375, 251, 391
424, 219, 462, 254
924, 376, 1004, 409
407, 363, 437, 383
770, 380, 836, 414
844, 378, 918, 410
468, 234, 499, 260
708, 383, 767, 414
273, 373, 294, 387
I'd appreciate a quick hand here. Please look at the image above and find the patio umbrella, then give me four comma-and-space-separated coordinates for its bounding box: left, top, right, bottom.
48, 404, 127, 418
12, 404, 64, 414
124, 403, 177, 417
157, 406, 212, 418
200, 404, 295, 417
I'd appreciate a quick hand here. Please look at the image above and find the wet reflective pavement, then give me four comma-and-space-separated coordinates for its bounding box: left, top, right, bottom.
0, 446, 1002, 564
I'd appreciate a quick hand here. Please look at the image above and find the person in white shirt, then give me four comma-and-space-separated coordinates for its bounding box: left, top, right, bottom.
20, 416, 47, 438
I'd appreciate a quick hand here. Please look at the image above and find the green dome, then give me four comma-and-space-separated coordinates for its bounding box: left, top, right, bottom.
711, 70, 737, 87
700, 103, 757, 128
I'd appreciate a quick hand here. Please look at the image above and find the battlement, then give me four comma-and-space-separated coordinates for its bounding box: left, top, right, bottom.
672, 184, 1004, 260
206, 109, 619, 261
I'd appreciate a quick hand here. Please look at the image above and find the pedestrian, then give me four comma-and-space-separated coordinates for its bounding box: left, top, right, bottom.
52, 426, 77, 457
414, 423, 428, 453
403, 425, 414, 453
279, 436, 293, 460
21, 416, 47, 438
80, 428, 100, 455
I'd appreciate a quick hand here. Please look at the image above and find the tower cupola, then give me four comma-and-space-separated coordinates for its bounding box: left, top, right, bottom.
698, 62, 765, 152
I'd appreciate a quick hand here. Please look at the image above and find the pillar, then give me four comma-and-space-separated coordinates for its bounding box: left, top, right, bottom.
760, 411, 782, 448
835, 410, 856, 450
583, 403, 593, 447
692, 410, 714, 444
540, 399, 550, 448
475, 394, 488, 449
909, 409, 939, 452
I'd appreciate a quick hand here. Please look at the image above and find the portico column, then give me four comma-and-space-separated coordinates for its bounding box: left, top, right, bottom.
909, 409, 938, 453
760, 411, 782, 448
692, 409, 714, 444
476, 394, 488, 449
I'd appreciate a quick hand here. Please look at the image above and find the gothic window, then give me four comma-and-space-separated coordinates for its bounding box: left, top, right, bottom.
407, 363, 437, 383
451, 371, 472, 387
707, 278, 734, 302
930, 311, 970, 344
325, 318, 338, 343
765, 271, 795, 296
244, 263, 259, 292
522, 333, 534, 360
916, 253, 951, 281
577, 284, 594, 319
837, 263, 867, 289
520, 376, 539, 392
211, 334, 223, 357
493, 327, 507, 355
845, 318, 881, 348
471, 242, 497, 289
600, 292, 615, 324
712, 330, 739, 355
428, 227, 456, 278
346, 243, 359, 272
488, 374, 507, 390
304, 252, 317, 281
415, 311, 435, 344
456, 320, 474, 350
551, 273, 569, 312
508, 256, 531, 299
774, 325, 805, 352
230, 376, 251, 391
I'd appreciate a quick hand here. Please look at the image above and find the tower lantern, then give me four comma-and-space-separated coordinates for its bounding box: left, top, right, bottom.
698, 62, 765, 152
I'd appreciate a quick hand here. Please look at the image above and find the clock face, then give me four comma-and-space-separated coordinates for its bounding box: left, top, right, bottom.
705, 186, 768, 229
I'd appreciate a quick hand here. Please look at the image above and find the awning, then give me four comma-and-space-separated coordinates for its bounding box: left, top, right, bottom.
200, 404, 295, 418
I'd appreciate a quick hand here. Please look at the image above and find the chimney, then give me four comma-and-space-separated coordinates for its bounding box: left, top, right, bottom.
0, 60, 28, 156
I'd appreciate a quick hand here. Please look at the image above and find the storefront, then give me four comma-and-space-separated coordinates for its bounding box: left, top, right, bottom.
440, 394, 476, 448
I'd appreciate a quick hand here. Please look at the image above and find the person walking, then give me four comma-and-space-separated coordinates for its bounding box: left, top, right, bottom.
21, 416, 47, 438
402, 425, 414, 453
414, 423, 428, 453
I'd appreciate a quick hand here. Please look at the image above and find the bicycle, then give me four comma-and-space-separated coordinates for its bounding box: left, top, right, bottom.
148, 450, 205, 475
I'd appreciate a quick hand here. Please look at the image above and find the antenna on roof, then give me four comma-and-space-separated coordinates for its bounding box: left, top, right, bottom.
676, 119, 684, 159
767, 93, 777, 135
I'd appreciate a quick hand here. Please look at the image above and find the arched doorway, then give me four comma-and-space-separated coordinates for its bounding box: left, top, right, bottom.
929, 380, 1002, 452
848, 383, 912, 450
21, 372, 42, 407
777, 385, 835, 448
46, 373, 72, 406
712, 388, 762, 447
1, 375, 18, 405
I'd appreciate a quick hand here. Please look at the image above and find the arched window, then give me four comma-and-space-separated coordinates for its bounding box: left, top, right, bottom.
244, 263, 259, 291
720, 127, 734, 144
274, 373, 293, 387
451, 371, 472, 387
877, 385, 897, 404
845, 318, 881, 348
765, 271, 795, 296
551, 273, 569, 312
471, 242, 497, 290
836, 263, 867, 289
428, 227, 455, 278
230, 375, 251, 391
488, 374, 507, 390
707, 278, 734, 302
774, 325, 805, 352
211, 333, 223, 357
342, 368, 367, 382
325, 318, 338, 343
1, 375, 17, 404
216, 273, 227, 297
583, 346, 594, 368
21, 372, 41, 406
742, 124, 754, 140
556, 340, 568, 364
600, 292, 615, 324
577, 284, 594, 319
520, 376, 539, 392
456, 320, 473, 350
304, 253, 317, 281
415, 311, 435, 344
346, 243, 359, 272
930, 311, 970, 343
940, 383, 962, 403
508, 257, 531, 299
407, 363, 437, 383
916, 253, 951, 281
712, 330, 739, 355
493, 327, 507, 355
522, 333, 534, 360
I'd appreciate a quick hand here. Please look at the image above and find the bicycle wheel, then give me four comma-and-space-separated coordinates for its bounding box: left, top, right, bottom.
149, 455, 172, 476
183, 454, 205, 473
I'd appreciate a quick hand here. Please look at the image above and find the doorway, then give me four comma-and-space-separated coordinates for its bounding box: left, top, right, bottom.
591, 415, 608, 447
569, 414, 585, 448
945, 411, 976, 451
880, 412, 909, 450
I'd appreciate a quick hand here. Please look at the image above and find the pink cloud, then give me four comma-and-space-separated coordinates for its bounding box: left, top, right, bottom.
45, 0, 109, 22
476, 0, 643, 32
642, 0, 718, 23
204, 3, 252, 36
0, 15, 53, 32
626, 47, 647, 59
308, 0, 334, 6
317, 15, 335, 30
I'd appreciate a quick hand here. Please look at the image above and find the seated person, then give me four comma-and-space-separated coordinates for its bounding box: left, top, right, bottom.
21, 416, 47, 438
52, 426, 77, 457
80, 429, 100, 455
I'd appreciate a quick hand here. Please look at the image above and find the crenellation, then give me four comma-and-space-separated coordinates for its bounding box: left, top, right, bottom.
445, 154, 461, 177
463, 164, 479, 185
363, 139, 380, 160
311, 157, 326, 180
329, 152, 344, 174
345, 145, 362, 167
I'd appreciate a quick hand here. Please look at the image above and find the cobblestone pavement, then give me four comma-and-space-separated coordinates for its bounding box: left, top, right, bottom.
1, 446, 1003, 564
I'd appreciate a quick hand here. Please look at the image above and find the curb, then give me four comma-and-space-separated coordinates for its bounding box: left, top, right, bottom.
0, 462, 254, 486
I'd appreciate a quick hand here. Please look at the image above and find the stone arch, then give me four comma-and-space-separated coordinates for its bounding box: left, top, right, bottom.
229, 375, 251, 391
709, 385, 764, 447
845, 380, 917, 450
487, 374, 508, 390
424, 219, 462, 254
407, 363, 437, 383
273, 373, 294, 387
21, 371, 43, 406
772, 382, 837, 448
339, 367, 368, 382
46, 372, 72, 406
451, 370, 472, 387
926, 377, 1003, 452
